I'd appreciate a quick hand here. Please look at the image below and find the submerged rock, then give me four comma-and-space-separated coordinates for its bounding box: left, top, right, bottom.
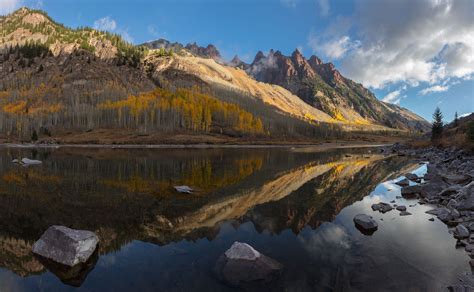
353, 214, 378, 235
399, 211, 412, 216
214, 242, 283, 287
32, 226, 99, 267
174, 185, 193, 194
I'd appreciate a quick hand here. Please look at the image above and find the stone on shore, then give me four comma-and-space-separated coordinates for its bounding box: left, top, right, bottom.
456, 182, 474, 211
353, 214, 378, 235
32, 226, 99, 267
426, 207, 452, 222
214, 242, 283, 287
399, 211, 412, 216
371, 202, 393, 213
454, 224, 470, 239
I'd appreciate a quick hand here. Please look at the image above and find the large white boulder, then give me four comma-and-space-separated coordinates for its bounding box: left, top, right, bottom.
32, 226, 99, 267
214, 242, 283, 287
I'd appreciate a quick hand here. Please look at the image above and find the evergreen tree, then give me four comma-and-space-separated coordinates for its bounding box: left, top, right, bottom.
31, 130, 38, 142
454, 111, 459, 127
431, 107, 443, 141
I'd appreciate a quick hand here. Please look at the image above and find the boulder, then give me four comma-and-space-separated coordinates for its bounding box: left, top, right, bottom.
401, 185, 421, 197
395, 178, 410, 187
371, 202, 393, 213
32, 226, 99, 267
442, 174, 471, 185
174, 185, 193, 194
454, 224, 470, 239
214, 242, 283, 287
456, 182, 474, 211
353, 214, 378, 235
426, 207, 452, 222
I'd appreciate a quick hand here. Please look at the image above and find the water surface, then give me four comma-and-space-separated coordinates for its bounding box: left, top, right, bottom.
0, 147, 469, 291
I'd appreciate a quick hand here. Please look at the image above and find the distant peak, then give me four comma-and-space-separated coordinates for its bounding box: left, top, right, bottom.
308, 55, 323, 66
253, 51, 265, 64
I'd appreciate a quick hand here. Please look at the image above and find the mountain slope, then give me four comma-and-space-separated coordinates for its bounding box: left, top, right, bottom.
0, 7, 429, 142
243, 49, 430, 131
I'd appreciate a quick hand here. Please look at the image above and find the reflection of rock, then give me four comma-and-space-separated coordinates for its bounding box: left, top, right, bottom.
214, 242, 283, 287
353, 214, 378, 235
32, 226, 99, 267
35, 250, 98, 287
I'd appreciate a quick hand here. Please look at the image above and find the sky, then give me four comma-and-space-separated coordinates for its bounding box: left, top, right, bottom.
1, 0, 473, 122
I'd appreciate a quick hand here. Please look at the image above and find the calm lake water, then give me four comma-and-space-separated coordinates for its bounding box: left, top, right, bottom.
0, 146, 469, 291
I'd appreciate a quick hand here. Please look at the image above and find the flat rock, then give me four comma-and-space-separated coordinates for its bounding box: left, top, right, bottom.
174, 185, 193, 194
32, 226, 99, 267
353, 214, 378, 235
21, 158, 42, 165
214, 242, 283, 287
399, 211, 412, 216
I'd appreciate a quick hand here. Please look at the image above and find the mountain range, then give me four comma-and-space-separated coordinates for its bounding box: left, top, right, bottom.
0, 8, 429, 142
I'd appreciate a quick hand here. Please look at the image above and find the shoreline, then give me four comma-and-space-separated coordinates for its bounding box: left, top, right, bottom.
387, 144, 474, 290
0, 142, 392, 149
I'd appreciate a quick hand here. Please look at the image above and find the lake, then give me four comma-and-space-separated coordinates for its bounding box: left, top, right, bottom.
0, 146, 469, 291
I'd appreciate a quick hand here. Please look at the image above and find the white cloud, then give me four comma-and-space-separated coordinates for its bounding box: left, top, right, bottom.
419, 85, 450, 95
382, 89, 402, 104
317, 0, 330, 17
93, 16, 134, 43
0, 0, 22, 15
93, 16, 117, 31
312, 0, 474, 89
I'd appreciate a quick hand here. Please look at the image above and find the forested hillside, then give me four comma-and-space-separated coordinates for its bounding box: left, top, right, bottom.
0, 7, 429, 143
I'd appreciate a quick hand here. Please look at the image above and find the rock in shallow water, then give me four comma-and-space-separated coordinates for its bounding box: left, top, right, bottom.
32, 226, 99, 267
353, 214, 378, 235
401, 185, 421, 197
395, 178, 410, 187
371, 202, 393, 213
214, 242, 283, 287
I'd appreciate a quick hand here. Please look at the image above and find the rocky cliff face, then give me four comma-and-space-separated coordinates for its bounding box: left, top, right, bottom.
245, 49, 430, 131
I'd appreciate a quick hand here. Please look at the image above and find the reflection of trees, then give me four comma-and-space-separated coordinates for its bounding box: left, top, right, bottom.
0, 148, 412, 278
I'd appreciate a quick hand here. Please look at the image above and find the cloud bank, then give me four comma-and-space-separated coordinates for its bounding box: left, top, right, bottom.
309, 0, 474, 90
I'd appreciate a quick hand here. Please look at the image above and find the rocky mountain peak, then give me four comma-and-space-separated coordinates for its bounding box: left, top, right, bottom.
252, 51, 265, 64
185, 42, 221, 60
308, 55, 323, 68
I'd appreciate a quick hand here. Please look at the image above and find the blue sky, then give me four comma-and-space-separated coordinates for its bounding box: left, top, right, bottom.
2, 0, 473, 122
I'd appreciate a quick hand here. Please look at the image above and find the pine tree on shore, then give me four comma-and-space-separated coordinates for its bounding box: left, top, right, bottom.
454, 111, 459, 127
431, 107, 443, 141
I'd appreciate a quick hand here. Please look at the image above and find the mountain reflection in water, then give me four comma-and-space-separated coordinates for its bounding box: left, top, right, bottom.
0, 147, 467, 291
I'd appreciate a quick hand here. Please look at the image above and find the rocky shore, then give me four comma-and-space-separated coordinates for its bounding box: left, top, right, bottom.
387, 144, 474, 290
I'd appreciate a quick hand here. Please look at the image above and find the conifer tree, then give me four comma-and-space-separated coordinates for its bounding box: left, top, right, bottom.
431, 107, 443, 141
